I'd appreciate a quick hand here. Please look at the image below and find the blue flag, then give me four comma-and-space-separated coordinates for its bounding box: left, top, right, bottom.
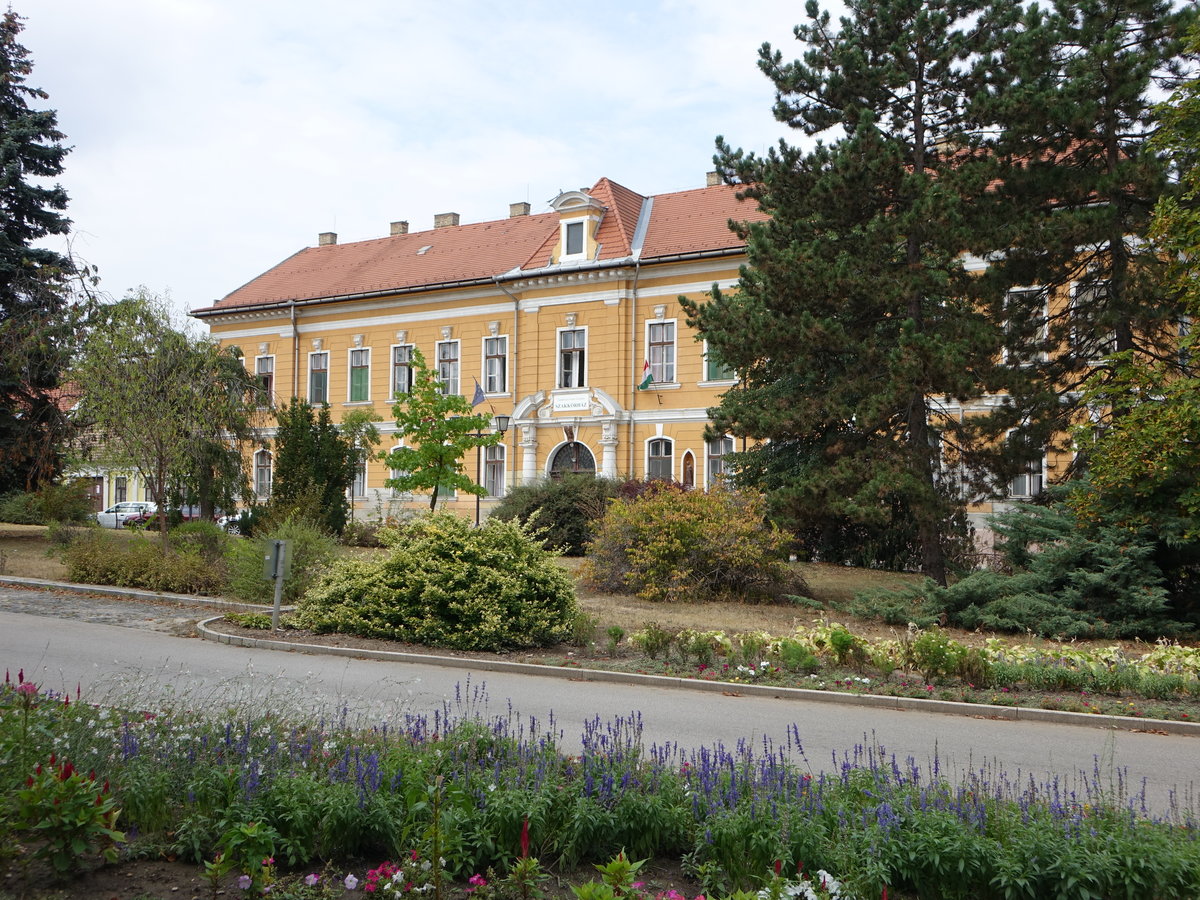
471, 378, 485, 407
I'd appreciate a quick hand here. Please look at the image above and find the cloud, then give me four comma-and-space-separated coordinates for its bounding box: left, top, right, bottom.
21, 0, 803, 319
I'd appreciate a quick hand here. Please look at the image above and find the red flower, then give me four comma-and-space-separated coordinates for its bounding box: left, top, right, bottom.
520, 817, 530, 859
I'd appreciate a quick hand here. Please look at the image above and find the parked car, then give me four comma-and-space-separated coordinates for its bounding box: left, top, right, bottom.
95, 501, 156, 529
124, 506, 210, 528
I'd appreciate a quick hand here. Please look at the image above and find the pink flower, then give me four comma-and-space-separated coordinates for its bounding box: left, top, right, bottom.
345, 874, 359, 890
16, 682, 37, 697
238, 874, 252, 890
305, 874, 320, 886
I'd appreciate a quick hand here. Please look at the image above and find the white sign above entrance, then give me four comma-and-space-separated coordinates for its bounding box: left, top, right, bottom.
552, 390, 592, 412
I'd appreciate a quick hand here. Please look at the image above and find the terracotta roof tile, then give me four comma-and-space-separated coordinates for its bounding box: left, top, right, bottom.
640, 183, 766, 259
195, 178, 764, 314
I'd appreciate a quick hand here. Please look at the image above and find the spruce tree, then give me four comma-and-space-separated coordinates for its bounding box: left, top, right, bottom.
0, 10, 75, 493
685, 0, 1019, 583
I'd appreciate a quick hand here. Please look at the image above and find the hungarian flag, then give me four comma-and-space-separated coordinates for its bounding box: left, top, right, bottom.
637, 360, 653, 390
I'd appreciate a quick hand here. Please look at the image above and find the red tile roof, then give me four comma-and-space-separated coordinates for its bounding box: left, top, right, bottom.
194, 178, 765, 315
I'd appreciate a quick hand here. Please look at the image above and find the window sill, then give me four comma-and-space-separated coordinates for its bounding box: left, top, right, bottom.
698, 379, 737, 387
342, 401, 374, 407
643, 382, 681, 391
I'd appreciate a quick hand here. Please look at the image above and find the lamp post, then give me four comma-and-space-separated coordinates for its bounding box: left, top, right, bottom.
472, 414, 510, 526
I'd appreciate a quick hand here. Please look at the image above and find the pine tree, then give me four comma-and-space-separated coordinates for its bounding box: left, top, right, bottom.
685, 0, 1020, 583
0, 10, 75, 493
982, 0, 1196, 444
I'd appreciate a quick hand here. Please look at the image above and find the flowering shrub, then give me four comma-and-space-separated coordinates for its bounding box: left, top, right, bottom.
16, 755, 125, 874
361, 850, 438, 894
583, 484, 808, 604
296, 513, 579, 651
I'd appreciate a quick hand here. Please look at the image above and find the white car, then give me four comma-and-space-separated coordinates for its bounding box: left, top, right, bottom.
95, 501, 156, 529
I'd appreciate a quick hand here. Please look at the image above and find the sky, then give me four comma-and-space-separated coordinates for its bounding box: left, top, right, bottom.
24, 0, 811, 330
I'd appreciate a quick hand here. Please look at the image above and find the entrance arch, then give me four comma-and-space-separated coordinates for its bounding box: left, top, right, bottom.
548, 441, 596, 478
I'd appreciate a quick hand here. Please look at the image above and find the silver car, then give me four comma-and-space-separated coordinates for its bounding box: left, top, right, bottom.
95, 501, 156, 529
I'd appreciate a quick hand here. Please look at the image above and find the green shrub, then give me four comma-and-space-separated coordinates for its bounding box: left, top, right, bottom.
295, 513, 579, 651
224, 514, 338, 605
910, 628, 967, 684
61, 531, 225, 594
0, 481, 92, 525
490, 475, 618, 556
630, 621, 676, 660
776, 637, 820, 673
568, 608, 599, 647
582, 483, 808, 604
856, 499, 1190, 640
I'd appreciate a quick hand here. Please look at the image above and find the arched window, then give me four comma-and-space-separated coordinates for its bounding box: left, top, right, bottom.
706, 435, 735, 486
254, 450, 272, 499
647, 437, 673, 481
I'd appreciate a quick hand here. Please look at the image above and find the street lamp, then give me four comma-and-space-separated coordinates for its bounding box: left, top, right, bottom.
472, 414, 510, 526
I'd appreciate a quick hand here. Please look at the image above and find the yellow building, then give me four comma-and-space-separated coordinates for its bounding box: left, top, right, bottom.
192, 175, 763, 519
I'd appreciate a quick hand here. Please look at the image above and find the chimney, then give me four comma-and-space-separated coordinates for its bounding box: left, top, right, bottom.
318, 232, 337, 246
706, 171, 722, 187
434, 212, 460, 229
509, 202, 531, 218
390, 221, 409, 236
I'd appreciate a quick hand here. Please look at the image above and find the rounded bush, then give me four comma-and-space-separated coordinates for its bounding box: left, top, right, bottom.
582, 482, 808, 604
489, 475, 617, 556
295, 513, 579, 651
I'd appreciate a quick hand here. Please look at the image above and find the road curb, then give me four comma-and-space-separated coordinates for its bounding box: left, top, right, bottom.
0, 575, 291, 615
193, 616, 1200, 737
5, 575, 1197, 737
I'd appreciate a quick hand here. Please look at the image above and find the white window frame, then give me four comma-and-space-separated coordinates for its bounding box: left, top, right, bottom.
436, 339, 460, 396
1006, 430, 1044, 500
388, 446, 412, 499
560, 218, 587, 262
702, 340, 736, 384
645, 319, 677, 386
254, 355, 275, 408
347, 348, 371, 403
1001, 287, 1049, 365
1070, 280, 1117, 362
390, 344, 414, 398
557, 326, 588, 389
646, 436, 674, 481
482, 335, 508, 395
350, 458, 367, 499
705, 435, 735, 487
308, 351, 329, 405
484, 443, 506, 497
254, 449, 273, 499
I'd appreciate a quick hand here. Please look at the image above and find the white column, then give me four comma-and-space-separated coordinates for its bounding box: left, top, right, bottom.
599, 421, 619, 479
519, 424, 538, 485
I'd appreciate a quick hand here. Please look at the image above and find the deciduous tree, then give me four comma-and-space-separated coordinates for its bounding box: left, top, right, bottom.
71, 293, 257, 546
383, 348, 500, 511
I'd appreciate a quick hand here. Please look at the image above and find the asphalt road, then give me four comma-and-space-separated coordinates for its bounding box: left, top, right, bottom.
2, 599, 1198, 819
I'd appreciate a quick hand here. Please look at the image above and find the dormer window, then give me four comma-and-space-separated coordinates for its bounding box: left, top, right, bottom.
565, 221, 585, 257
549, 189, 605, 264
